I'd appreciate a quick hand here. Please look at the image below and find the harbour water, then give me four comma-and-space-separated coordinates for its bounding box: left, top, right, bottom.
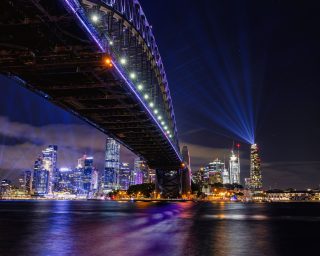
0, 201, 319, 256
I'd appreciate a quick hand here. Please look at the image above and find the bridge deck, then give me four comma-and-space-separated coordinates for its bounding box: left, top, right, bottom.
0, 0, 181, 169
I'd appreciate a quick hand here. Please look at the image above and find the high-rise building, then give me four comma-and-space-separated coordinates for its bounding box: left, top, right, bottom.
249, 144, 262, 190
205, 159, 224, 184
18, 172, 25, 191
41, 145, 58, 194
24, 170, 32, 195
56, 167, 72, 192
72, 155, 86, 193
222, 168, 230, 184
132, 158, 145, 185
118, 162, 131, 190
83, 156, 94, 192
229, 150, 240, 184
33, 157, 49, 196
104, 138, 120, 191
92, 169, 99, 192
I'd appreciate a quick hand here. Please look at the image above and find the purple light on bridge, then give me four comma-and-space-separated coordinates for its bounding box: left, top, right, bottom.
63, 0, 182, 162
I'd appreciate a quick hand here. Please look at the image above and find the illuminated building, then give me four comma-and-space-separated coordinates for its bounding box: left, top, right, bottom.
205, 159, 224, 184
104, 138, 120, 191
229, 150, 240, 184
18, 172, 25, 191
148, 169, 156, 183
132, 158, 145, 185
249, 144, 262, 190
0, 179, 12, 195
83, 156, 94, 192
222, 168, 230, 184
118, 162, 131, 190
24, 170, 32, 195
92, 169, 99, 191
56, 167, 72, 192
33, 157, 49, 196
41, 145, 58, 194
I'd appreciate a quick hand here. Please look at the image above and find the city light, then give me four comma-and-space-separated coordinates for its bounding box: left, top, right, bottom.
120, 58, 127, 65
91, 14, 99, 23
129, 72, 136, 79
103, 56, 113, 68
137, 84, 143, 91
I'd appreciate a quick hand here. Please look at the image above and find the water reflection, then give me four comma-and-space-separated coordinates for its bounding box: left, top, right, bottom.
1, 201, 320, 255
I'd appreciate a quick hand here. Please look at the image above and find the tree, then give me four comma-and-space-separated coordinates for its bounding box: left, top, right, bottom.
127, 183, 155, 198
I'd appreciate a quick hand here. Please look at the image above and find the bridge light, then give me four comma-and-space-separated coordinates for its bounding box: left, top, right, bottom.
157, 115, 162, 120
161, 121, 165, 125
154, 109, 158, 114
144, 94, 149, 100
103, 56, 113, 68
120, 58, 127, 65
169, 134, 172, 138
129, 72, 136, 79
137, 84, 143, 91
91, 14, 100, 23
149, 102, 154, 108
109, 41, 114, 45
164, 126, 168, 130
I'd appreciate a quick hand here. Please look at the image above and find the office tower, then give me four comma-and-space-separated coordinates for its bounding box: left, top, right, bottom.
41, 145, 58, 194
33, 157, 49, 196
56, 167, 72, 192
205, 159, 224, 184
92, 169, 99, 191
18, 172, 25, 191
229, 150, 240, 184
249, 144, 262, 190
222, 168, 230, 184
104, 138, 120, 191
118, 162, 131, 190
72, 155, 86, 193
0, 179, 12, 195
83, 156, 94, 192
132, 158, 145, 185
148, 169, 156, 183
24, 170, 32, 194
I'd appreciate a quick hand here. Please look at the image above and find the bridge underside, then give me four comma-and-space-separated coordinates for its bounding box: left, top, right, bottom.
0, 0, 181, 170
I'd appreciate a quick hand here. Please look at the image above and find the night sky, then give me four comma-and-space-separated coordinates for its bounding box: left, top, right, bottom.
1, 0, 320, 189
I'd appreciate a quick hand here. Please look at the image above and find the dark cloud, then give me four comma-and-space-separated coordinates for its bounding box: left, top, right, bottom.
0, 116, 136, 181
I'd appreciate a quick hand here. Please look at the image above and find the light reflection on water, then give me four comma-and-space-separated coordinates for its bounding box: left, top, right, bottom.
1, 201, 320, 255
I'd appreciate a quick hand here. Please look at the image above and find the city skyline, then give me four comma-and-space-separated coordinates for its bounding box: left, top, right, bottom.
0, 0, 320, 189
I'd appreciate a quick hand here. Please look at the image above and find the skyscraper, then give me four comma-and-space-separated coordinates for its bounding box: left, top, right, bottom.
229, 150, 240, 184
83, 156, 94, 192
33, 157, 49, 196
104, 138, 120, 191
132, 158, 145, 185
205, 159, 224, 184
119, 162, 131, 190
24, 170, 32, 195
41, 145, 58, 194
222, 168, 230, 184
249, 144, 262, 191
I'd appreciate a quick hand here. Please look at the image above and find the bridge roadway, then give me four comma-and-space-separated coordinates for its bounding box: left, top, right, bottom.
0, 0, 190, 196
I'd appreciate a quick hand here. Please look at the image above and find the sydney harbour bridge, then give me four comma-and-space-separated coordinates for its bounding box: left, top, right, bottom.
0, 0, 191, 197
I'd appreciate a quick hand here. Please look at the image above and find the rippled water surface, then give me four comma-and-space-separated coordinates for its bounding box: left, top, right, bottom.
1, 201, 320, 256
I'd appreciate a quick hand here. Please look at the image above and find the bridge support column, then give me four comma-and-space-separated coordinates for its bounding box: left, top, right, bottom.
155, 169, 181, 198
155, 168, 191, 198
